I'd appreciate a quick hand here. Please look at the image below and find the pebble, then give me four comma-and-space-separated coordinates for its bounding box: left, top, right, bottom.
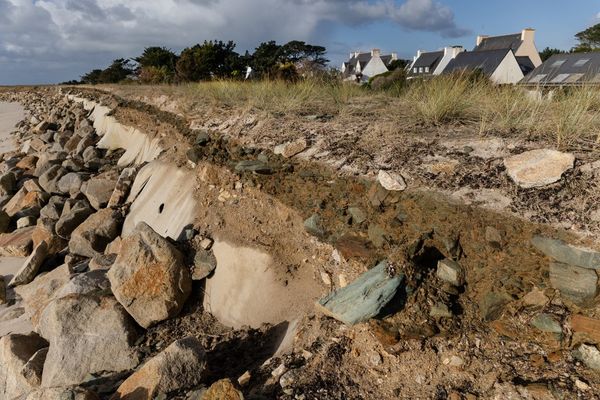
199, 237, 213, 250
237, 371, 251, 386
377, 170, 406, 191
271, 363, 287, 378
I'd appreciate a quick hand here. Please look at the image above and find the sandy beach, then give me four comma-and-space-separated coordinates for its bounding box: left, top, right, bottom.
0, 102, 30, 336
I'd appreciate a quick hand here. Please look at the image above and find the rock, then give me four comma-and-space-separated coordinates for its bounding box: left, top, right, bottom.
15, 264, 72, 329
21, 387, 99, 400
82, 146, 100, 163
8, 241, 48, 287
83, 177, 117, 210
549, 262, 597, 305
274, 138, 308, 158
89, 253, 117, 271
367, 224, 387, 248
0, 210, 9, 233
479, 292, 511, 321
485, 226, 502, 248
234, 160, 273, 175
280, 368, 301, 390
0, 172, 16, 196
521, 287, 549, 308
54, 270, 111, 298
367, 182, 390, 207
39, 294, 139, 387
39, 196, 65, 220
199, 237, 213, 250
203, 379, 244, 400
0, 226, 34, 256
504, 149, 574, 188
55, 200, 94, 239
430, 302, 453, 318
194, 131, 211, 146
69, 208, 123, 258
0, 332, 48, 399
16, 156, 38, 172
530, 313, 562, 334
107, 167, 137, 208
573, 344, 600, 371
571, 315, 600, 345
377, 170, 406, 191
32, 218, 67, 255
4, 186, 48, 218
112, 336, 206, 399
192, 249, 217, 280
531, 236, 600, 271
57, 172, 86, 196
237, 371, 251, 386
108, 222, 191, 328
316, 261, 404, 326
17, 216, 36, 229
348, 206, 367, 225
304, 214, 325, 237
105, 236, 122, 255
38, 165, 67, 194
436, 259, 464, 286
21, 347, 48, 387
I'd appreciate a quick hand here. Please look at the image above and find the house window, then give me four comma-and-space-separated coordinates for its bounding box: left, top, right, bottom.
551, 60, 565, 68
413, 67, 418, 73
528, 74, 547, 83
551, 73, 570, 83
419, 67, 423, 73
573, 59, 589, 67
425, 67, 429, 73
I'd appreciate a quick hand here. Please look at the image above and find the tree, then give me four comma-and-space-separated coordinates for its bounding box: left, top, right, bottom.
539, 47, 566, 62
81, 69, 103, 84
574, 23, 600, 51
387, 59, 411, 71
251, 41, 282, 78
136, 47, 177, 82
99, 59, 135, 83
176, 40, 241, 81
251, 40, 329, 79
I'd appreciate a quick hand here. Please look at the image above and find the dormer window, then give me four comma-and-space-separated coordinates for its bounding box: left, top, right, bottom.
551, 60, 565, 68
413, 67, 418, 73
425, 67, 429, 73
574, 59, 589, 67
419, 67, 423, 73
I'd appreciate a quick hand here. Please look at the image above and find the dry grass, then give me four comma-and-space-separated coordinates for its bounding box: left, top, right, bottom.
104, 76, 600, 150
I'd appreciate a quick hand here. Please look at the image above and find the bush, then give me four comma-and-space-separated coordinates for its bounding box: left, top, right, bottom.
369, 68, 408, 93
139, 66, 172, 84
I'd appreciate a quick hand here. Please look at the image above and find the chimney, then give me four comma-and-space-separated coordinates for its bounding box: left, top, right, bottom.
476, 35, 489, 46
349, 52, 354, 59
521, 28, 535, 42
391, 52, 398, 60
371, 48, 381, 57
354, 51, 361, 58
445, 46, 464, 58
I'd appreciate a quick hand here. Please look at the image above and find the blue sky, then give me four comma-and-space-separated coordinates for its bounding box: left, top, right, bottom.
0, 0, 598, 84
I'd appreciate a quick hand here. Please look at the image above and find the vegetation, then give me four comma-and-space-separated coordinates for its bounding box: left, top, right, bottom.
539, 47, 566, 62
573, 23, 600, 52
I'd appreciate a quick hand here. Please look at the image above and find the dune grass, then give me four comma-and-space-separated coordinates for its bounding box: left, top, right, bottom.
106, 75, 600, 150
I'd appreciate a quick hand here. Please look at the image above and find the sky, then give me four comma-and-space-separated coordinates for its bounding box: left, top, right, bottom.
0, 0, 599, 85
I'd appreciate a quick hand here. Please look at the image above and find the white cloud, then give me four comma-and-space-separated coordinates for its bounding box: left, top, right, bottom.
0, 0, 469, 83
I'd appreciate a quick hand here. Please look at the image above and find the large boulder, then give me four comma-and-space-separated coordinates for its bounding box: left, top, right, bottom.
3, 186, 48, 218
0, 227, 35, 257
20, 387, 99, 400
0, 332, 48, 399
112, 336, 206, 399
38, 294, 139, 387
38, 165, 67, 194
8, 241, 48, 287
55, 199, 94, 239
57, 172, 87, 196
15, 264, 72, 330
108, 223, 191, 328
39, 196, 65, 221
108, 167, 137, 208
68, 208, 123, 258
32, 218, 67, 256
83, 176, 117, 210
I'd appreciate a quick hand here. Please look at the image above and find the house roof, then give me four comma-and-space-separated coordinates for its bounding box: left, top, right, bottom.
412, 51, 444, 69
516, 56, 535, 75
343, 51, 395, 77
475, 33, 522, 52
520, 52, 600, 86
443, 49, 511, 76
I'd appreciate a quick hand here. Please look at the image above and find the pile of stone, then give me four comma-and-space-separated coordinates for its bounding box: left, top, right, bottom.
0, 92, 230, 400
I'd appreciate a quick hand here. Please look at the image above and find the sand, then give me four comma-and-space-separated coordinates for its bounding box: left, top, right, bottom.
0, 101, 24, 154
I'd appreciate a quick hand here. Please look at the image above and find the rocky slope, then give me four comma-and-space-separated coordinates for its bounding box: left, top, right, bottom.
0, 87, 598, 399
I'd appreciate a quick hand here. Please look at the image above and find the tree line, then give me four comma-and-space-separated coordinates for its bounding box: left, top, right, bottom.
80, 40, 329, 84
539, 23, 600, 61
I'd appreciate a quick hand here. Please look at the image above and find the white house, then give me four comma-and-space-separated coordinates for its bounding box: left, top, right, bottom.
475, 28, 542, 68
408, 46, 464, 78
443, 48, 524, 84
341, 49, 398, 82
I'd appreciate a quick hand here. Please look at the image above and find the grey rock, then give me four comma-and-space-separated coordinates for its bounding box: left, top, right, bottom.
83, 177, 117, 210
195, 131, 211, 146
479, 292, 511, 321
62, 158, 84, 172
574, 344, 600, 371
316, 261, 404, 326
532, 236, 600, 270
108, 222, 192, 328
55, 200, 94, 239
69, 208, 123, 258
38, 165, 67, 194
367, 224, 387, 248
0, 172, 16, 196
235, 160, 273, 174
75, 136, 95, 155
39, 196, 65, 221
8, 241, 48, 287
113, 336, 206, 399
39, 294, 139, 387
549, 262, 597, 305
57, 172, 87, 196
436, 259, 464, 286
192, 249, 217, 280
19, 386, 99, 400
0, 332, 48, 399
530, 313, 562, 334
55, 270, 111, 298
17, 216, 36, 229
82, 146, 100, 163
348, 206, 366, 225
304, 214, 325, 237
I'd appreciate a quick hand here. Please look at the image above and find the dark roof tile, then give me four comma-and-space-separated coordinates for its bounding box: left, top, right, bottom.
443, 49, 511, 76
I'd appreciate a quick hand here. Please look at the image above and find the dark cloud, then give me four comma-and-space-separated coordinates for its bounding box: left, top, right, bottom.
0, 0, 469, 84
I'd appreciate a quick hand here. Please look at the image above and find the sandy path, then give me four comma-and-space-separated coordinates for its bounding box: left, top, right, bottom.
0, 101, 24, 154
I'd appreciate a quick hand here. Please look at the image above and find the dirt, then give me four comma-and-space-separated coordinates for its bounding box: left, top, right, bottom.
3, 87, 600, 399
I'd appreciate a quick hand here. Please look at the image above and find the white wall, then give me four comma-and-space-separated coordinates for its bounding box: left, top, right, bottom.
361, 57, 389, 80
490, 52, 525, 84
433, 47, 464, 75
